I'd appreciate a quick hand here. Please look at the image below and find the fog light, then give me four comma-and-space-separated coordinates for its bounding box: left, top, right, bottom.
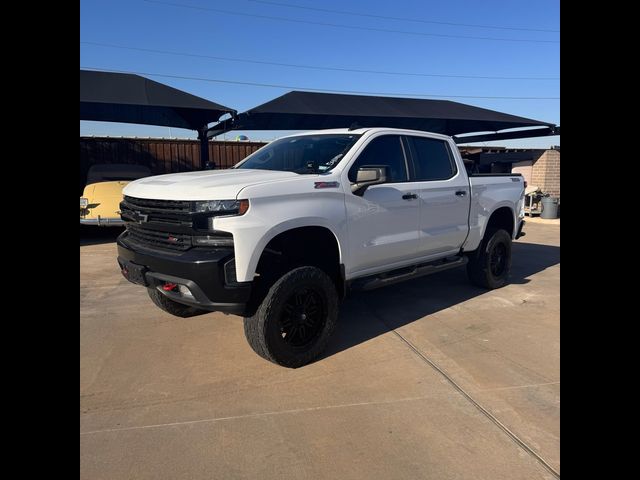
178, 285, 194, 298
162, 283, 177, 291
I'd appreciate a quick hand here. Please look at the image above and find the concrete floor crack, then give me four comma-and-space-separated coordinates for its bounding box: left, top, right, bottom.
388, 327, 560, 479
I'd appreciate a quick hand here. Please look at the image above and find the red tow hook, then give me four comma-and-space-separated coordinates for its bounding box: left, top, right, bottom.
162, 283, 178, 291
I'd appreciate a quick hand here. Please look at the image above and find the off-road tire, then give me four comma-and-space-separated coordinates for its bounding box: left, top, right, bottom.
243, 266, 339, 368
467, 229, 512, 289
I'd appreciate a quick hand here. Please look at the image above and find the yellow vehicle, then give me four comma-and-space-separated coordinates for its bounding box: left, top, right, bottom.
80, 164, 152, 226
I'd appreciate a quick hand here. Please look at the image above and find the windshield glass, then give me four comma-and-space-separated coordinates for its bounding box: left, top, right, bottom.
235, 134, 361, 174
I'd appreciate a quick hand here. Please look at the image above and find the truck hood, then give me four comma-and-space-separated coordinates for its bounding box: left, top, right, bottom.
122, 169, 299, 200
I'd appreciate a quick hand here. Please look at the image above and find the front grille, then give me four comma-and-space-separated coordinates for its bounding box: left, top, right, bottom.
121, 197, 235, 253
126, 225, 192, 252
123, 196, 192, 213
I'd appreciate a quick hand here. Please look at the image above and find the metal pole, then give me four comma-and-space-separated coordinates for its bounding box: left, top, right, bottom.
197, 125, 209, 170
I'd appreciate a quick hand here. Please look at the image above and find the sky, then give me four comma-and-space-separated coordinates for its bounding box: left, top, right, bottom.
80, 0, 559, 148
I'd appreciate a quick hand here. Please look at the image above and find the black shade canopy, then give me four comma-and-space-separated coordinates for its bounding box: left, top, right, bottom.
80, 70, 235, 130
218, 91, 554, 137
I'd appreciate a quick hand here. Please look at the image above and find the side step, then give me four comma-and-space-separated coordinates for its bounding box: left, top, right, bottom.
349, 255, 468, 292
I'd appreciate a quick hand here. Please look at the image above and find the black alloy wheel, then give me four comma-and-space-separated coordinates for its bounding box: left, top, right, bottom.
280, 287, 326, 348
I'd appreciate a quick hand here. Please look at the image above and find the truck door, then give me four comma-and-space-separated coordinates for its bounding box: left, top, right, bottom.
405, 135, 470, 257
344, 134, 420, 276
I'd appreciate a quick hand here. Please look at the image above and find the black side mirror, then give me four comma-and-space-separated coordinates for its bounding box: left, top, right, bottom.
352, 166, 387, 196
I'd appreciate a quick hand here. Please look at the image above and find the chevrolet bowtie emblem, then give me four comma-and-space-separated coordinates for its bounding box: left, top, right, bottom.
134, 211, 149, 223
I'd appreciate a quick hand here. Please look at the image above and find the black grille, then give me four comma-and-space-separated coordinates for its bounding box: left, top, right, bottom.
123, 196, 192, 213
126, 225, 192, 252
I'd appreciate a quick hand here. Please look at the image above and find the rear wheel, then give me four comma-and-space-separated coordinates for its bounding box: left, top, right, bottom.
243, 266, 339, 368
467, 229, 512, 289
147, 288, 208, 318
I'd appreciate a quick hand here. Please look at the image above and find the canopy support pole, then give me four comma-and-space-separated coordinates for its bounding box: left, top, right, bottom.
197, 125, 210, 170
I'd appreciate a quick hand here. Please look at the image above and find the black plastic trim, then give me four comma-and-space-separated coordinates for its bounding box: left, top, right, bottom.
146, 272, 247, 314
117, 232, 252, 315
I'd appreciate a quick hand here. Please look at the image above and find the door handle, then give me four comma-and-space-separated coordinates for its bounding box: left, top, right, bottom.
455, 190, 467, 197
402, 193, 418, 200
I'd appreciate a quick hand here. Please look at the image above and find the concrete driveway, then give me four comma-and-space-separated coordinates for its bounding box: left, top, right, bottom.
80, 222, 560, 480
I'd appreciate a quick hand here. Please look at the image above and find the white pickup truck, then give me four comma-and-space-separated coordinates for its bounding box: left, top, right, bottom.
117, 128, 525, 367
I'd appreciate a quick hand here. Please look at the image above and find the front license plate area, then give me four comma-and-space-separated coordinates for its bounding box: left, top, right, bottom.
119, 260, 148, 286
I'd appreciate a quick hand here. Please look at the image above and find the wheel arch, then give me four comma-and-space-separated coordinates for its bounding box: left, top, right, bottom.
482, 204, 516, 239
247, 219, 345, 283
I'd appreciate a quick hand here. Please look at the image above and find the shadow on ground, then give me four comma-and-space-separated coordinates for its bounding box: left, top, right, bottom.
322, 242, 560, 360
80, 226, 125, 246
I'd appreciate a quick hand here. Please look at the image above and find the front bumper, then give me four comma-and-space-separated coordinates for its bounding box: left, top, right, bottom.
80, 216, 125, 226
116, 232, 252, 315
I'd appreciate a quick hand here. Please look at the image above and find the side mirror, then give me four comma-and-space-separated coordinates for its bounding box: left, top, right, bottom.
352, 166, 387, 196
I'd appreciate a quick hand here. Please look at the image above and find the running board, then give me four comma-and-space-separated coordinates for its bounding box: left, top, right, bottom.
349, 256, 468, 292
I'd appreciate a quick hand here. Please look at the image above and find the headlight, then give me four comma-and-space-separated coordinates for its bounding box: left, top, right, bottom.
80, 197, 89, 208
194, 199, 249, 215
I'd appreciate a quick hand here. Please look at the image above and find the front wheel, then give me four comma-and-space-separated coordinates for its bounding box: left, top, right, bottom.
466, 229, 512, 289
243, 266, 339, 368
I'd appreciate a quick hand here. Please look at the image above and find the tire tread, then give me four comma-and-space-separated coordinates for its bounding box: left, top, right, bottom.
243, 266, 338, 368
467, 228, 512, 289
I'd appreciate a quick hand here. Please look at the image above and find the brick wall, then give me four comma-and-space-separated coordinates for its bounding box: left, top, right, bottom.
511, 160, 533, 185
531, 149, 560, 197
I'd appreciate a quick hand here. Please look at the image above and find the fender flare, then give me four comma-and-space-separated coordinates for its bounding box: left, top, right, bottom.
245, 218, 345, 280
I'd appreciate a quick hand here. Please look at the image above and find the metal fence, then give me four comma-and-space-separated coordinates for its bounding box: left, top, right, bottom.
80, 137, 267, 193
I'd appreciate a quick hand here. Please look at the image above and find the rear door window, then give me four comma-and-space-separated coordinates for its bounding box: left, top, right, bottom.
408, 136, 457, 181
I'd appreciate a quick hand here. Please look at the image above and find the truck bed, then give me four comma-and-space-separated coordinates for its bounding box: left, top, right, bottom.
463, 173, 525, 251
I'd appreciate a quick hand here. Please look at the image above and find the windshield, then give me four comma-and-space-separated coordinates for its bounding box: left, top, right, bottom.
235, 134, 361, 174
